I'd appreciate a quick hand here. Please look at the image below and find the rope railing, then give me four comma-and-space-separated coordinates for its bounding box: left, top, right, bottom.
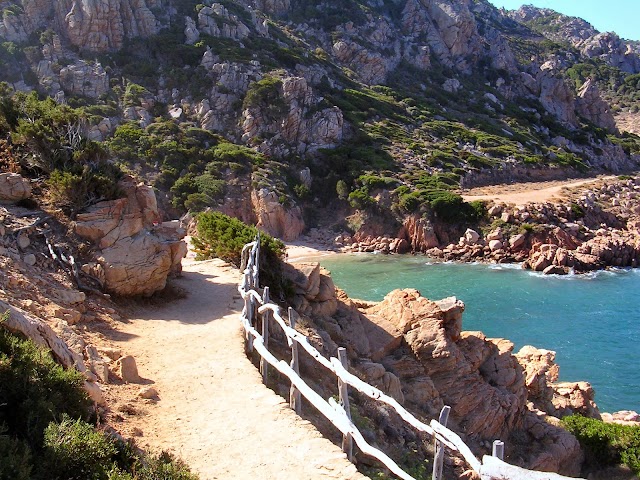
235, 238, 584, 480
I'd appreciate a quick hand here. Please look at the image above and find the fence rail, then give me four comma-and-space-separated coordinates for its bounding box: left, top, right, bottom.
236, 239, 584, 480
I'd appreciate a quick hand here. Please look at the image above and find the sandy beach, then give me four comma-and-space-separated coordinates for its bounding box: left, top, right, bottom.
285, 241, 340, 262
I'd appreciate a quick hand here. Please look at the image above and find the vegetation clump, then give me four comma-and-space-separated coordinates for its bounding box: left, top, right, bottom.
0, 322, 199, 480
191, 212, 287, 294
562, 415, 640, 475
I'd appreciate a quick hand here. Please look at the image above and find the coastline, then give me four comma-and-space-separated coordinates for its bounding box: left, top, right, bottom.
284, 246, 639, 418
285, 240, 342, 262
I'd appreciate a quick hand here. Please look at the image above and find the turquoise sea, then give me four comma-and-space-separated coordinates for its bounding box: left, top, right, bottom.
318, 254, 640, 413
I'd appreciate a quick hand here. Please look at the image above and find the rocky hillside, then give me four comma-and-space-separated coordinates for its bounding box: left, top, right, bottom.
0, 0, 639, 246
507, 5, 640, 130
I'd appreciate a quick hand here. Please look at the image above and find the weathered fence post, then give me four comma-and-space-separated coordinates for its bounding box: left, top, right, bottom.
242, 273, 254, 353
337, 347, 353, 462
260, 286, 270, 384
492, 440, 504, 461
432, 405, 451, 480
253, 235, 260, 287
288, 307, 302, 414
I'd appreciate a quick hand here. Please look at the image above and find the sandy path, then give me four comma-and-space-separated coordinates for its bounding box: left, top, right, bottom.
461, 175, 618, 204
111, 258, 364, 480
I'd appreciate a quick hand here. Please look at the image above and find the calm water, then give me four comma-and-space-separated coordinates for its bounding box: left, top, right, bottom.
318, 254, 640, 413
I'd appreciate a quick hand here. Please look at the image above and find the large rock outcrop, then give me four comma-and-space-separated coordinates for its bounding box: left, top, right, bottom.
508, 6, 640, 74
251, 188, 304, 241
285, 265, 584, 475
0, 0, 160, 52
576, 78, 617, 132
75, 176, 186, 296
241, 75, 344, 155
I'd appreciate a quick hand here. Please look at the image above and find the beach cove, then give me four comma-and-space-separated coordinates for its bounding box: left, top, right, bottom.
296, 251, 640, 414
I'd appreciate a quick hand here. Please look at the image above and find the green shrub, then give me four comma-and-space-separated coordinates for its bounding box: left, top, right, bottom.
132, 451, 199, 480
0, 430, 32, 480
192, 211, 287, 295
570, 203, 585, 218
242, 76, 286, 118
357, 174, 399, 190
348, 187, 375, 210
43, 415, 117, 480
0, 326, 91, 448
336, 179, 349, 200
192, 211, 284, 265
561, 415, 640, 475
47, 163, 123, 216
212, 142, 265, 167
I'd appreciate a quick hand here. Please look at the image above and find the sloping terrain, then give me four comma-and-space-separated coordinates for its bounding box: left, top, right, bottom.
107, 257, 365, 480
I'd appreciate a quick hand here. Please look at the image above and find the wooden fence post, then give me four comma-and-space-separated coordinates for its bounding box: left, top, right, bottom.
432, 405, 451, 480
246, 290, 254, 353
241, 273, 253, 354
337, 347, 353, 462
288, 307, 302, 414
254, 236, 260, 287
260, 286, 270, 384
492, 440, 504, 461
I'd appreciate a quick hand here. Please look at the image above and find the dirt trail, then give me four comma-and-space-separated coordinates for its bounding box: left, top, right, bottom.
461, 175, 618, 204
110, 257, 364, 480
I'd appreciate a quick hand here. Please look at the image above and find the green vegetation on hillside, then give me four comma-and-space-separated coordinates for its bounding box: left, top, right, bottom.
191, 211, 288, 294
562, 415, 640, 475
0, 88, 123, 215
0, 321, 198, 480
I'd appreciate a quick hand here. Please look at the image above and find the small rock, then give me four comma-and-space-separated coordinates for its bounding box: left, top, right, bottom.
488, 204, 502, 216
118, 355, 141, 383
509, 234, 526, 249
55, 307, 82, 325
464, 229, 480, 244
84, 380, 106, 406
542, 265, 568, 275
489, 240, 503, 251
138, 386, 158, 399
54, 289, 86, 305
98, 347, 122, 361
23, 253, 36, 266
501, 212, 513, 223
131, 427, 144, 436
17, 234, 30, 249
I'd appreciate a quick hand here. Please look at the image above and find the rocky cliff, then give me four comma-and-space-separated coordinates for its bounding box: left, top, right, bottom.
508, 5, 640, 74
0, 0, 638, 244
282, 262, 596, 475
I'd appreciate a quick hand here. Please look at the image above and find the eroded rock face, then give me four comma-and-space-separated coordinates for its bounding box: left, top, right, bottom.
250, 188, 304, 241
287, 271, 585, 474
576, 78, 617, 132
0, 0, 160, 52
537, 71, 577, 126
63, 0, 160, 52
241, 75, 344, 155
0, 173, 31, 203
75, 176, 186, 296
59, 61, 109, 98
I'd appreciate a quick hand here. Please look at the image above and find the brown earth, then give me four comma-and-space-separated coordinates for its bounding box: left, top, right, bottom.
102, 256, 364, 480
460, 175, 619, 204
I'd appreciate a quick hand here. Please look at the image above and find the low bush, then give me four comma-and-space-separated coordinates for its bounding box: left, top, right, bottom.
43, 415, 117, 480
0, 323, 199, 480
0, 325, 91, 448
191, 212, 286, 294
0, 430, 32, 480
561, 415, 640, 475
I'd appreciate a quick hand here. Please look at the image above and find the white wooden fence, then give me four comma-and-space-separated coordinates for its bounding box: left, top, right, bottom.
237, 239, 584, 480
